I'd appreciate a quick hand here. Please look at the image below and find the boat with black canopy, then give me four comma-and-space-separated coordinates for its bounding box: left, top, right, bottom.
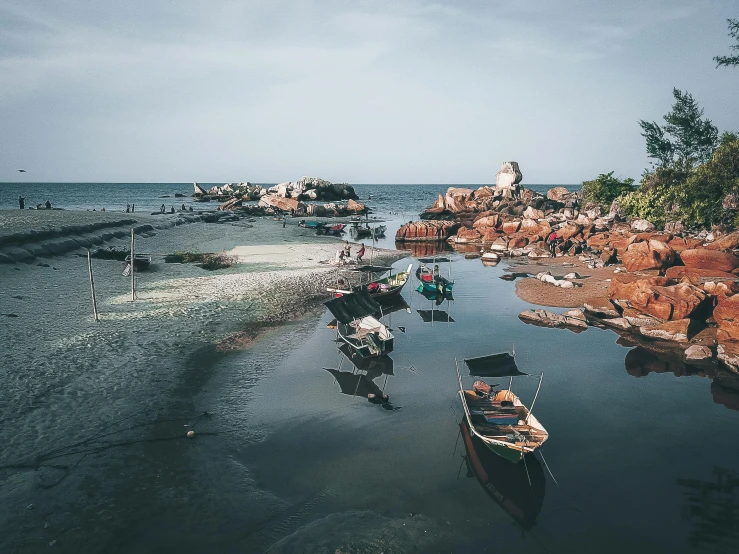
324, 289, 394, 357
459, 417, 546, 529
328, 263, 413, 302
456, 352, 548, 463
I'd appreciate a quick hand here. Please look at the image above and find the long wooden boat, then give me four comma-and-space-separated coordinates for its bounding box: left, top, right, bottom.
328, 263, 413, 302
457, 353, 548, 463
325, 290, 394, 358
460, 418, 545, 529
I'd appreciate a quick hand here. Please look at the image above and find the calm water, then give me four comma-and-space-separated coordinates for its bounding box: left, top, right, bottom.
2, 183, 738, 552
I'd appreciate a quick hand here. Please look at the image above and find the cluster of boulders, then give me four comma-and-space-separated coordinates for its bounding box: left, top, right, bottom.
194, 177, 364, 216
193, 177, 366, 217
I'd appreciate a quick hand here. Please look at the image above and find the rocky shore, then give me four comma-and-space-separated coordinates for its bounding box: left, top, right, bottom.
401, 162, 739, 378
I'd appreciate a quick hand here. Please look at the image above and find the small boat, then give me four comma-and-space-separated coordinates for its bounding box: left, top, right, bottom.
416, 256, 454, 295
298, 220, 328, 231
456, 353, 548, 463
319, 223, 345, 236
324, 289, 394, 358
124, 253, 152, 270
328, 264, 413, 302
372, 225, 387, 238
351, 224, 372, 238
460, 417, 546, 529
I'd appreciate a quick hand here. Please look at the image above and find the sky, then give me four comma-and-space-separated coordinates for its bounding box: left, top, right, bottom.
1, 0, 737, 184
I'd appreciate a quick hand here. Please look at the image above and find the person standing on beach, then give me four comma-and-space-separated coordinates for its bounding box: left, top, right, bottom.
357, 243, 365, 262
282, 214, 287, 228
18, 196, 25, 209
343, 241, 351, 259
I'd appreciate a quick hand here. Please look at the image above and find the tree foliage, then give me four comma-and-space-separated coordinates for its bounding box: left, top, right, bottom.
638, 89, 719, 170
714, 18, 739, 67
582, 171, 634, 206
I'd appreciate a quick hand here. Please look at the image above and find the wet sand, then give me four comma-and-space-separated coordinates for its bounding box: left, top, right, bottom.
509, 256, 616, 308
0, 209, 404, 552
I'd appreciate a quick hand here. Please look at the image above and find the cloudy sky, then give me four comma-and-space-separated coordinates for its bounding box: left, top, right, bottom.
1, 0, 737, 183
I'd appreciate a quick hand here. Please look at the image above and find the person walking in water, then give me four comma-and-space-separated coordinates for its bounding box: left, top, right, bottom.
18, 196, 25, 209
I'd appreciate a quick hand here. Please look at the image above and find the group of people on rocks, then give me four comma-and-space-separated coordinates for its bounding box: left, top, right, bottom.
335, 241, 365, 264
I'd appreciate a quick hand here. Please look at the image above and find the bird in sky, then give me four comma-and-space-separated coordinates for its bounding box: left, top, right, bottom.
17, 169, 26, 172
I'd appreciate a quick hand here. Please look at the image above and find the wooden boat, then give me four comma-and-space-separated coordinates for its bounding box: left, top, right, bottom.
328, 264, 413, 302
416, 257, 454, 295
460, 417, 545, 529
124, 253, 152, 270
456, 353, 548, 463
324, 289, 394, 358
298, 220, 327, 231
372, 224, 387, 238
351, 224, 372, 238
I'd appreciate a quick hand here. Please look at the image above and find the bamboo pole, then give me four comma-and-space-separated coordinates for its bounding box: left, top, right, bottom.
525, 373, 544, 425
87, 250, 99, 322
130, 228, 135, 301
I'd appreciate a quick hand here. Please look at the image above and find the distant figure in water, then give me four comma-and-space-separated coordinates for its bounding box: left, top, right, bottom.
131, 204, 135, 213
18, 196, 25, 209
357, 243, 365, 262
126, 203, 130, 213
44, 200, 52, 209
181, 203, 186, 211
282, 214, 287, 228
101, 207, 105, 212
160, 204, 165, 213
170, 206, 175, 213
188, 206, 193, 212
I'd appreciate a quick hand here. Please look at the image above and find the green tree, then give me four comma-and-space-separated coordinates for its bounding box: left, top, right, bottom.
582, 171, 634, 207
638, 88, 719, 170
714, 18, 739, 67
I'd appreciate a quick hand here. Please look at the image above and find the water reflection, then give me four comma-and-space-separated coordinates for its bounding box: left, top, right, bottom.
415, 287, 455, 323
396, 241, 453, 258
459, 418, 546, 530
324, 345, 396, 409
622, 345, 739, 413
677, 467, 739, 552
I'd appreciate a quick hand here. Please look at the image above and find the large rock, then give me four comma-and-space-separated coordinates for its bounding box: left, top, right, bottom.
630, 219, 655, 232
258, 194, 302, 212
714, 294, 739, 341
395, 220, 460, 242
558, 223, 583, 241
444, 188, 475, 213
717, 340, 739, 374
501, 220, 521, 235
452, 227, 482, 244
705, 231, 739, 251
685, 345, 712, 360
495, 162, 523, 191
608, 275, 708, 321
681, 249, 739, 273
664, 266, 737, 280
346, 199, 366, 213
621, 240, 676, 272
667, 237, 704, 253
583, 297, 621, 318
547, 187, 571, 202
638, 319, 693, 343
523, 206, 544, 220
472, 215, 501, 229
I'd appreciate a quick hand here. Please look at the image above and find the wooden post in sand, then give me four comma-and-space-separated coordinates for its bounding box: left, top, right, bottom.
130, 228, 135, 301
87, 250, 99, 322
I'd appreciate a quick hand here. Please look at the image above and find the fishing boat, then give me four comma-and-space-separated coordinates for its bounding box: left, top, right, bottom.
298, 220, 327, 231
124, 253, 152, 270
372, 224, 387, 238
350, 224, 372, 239
416, 256, 454, 295
328, 264, 413, 302
460, 417, 545, 529
456, 352, 548, 463
324, 289, 394, 358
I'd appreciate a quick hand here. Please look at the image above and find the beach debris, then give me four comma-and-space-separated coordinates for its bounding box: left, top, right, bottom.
535, 271, 574, 288
186, 430, 195, 438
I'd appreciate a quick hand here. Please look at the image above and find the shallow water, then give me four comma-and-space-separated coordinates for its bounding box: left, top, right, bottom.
2, 186, 738, 552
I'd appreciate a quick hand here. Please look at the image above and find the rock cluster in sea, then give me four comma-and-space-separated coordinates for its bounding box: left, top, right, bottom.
194, 177, 365, 217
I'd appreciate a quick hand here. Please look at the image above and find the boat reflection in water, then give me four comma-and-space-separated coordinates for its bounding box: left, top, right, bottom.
460, 418, 546, 530
416, 286, 455, 324
323, 344, 395, 409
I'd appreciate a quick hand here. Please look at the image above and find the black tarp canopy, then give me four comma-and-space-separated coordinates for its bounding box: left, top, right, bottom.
339, 343, 394, 375
418, 257, 452, 263
464, 353, 527, 377
417, 309, 455, 323
347, 265, 393, 273
324, 368, 382, 397
324, 289, 381, 324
